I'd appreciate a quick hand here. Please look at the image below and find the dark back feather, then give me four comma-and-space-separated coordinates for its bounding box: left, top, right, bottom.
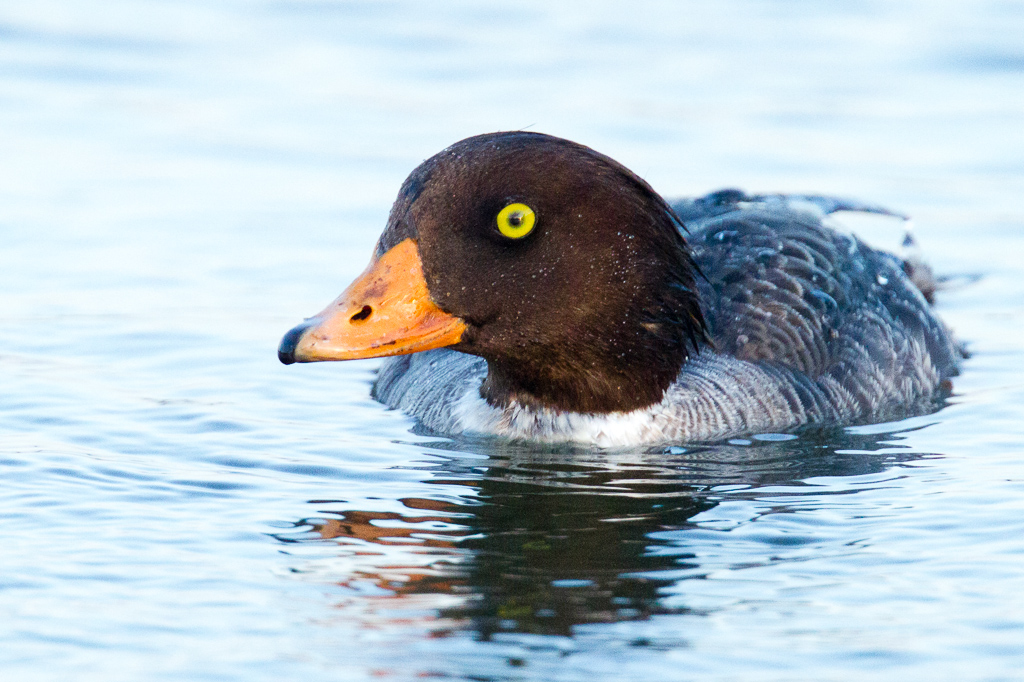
675, 194, 960, 420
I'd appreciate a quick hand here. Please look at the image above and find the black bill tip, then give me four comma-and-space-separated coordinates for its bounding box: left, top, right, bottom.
278, 320, 315, 365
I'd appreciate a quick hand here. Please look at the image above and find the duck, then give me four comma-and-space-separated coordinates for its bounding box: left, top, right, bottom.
278, 131, 961, 446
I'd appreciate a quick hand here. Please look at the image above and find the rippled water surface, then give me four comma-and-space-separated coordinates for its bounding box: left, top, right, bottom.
3, 1, 1024, 680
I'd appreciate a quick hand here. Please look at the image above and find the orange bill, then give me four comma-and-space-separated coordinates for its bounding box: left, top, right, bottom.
278, 238, 466, 364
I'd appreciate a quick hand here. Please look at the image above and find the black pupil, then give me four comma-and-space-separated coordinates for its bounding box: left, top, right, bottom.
508, 211, 523, 227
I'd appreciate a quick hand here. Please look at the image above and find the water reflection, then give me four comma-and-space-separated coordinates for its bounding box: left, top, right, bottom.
276, 426, 936, 641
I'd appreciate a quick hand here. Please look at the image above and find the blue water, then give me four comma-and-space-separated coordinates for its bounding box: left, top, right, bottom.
2, 1, 1024, 680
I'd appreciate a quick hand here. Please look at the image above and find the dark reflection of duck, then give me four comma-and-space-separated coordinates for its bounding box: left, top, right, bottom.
279, 132, 961, 445
279, 427, 935, 639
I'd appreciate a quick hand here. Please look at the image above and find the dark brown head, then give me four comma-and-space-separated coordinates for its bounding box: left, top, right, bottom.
279, 132, 707, 413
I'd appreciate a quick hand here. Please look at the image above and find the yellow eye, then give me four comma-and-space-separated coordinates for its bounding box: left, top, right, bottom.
496, 203, 536, 239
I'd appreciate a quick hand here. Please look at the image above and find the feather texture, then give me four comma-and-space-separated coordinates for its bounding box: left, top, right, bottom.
372, 193, 960, 445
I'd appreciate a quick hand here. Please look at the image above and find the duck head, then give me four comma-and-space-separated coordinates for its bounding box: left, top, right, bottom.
279, 131, 707, 413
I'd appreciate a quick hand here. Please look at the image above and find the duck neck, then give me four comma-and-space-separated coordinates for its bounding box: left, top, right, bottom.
479, 347, 685, 414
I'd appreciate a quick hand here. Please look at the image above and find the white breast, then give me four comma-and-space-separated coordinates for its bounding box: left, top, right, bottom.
373, 350, 852, 446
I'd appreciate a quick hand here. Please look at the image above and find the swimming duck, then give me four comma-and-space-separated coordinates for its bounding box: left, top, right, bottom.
278, 132, 960, 446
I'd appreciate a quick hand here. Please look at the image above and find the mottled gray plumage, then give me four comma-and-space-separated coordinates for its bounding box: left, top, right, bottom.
373, 193, 960, 445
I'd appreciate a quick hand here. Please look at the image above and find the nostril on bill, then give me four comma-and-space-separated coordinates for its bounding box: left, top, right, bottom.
350, 305, 372, 322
